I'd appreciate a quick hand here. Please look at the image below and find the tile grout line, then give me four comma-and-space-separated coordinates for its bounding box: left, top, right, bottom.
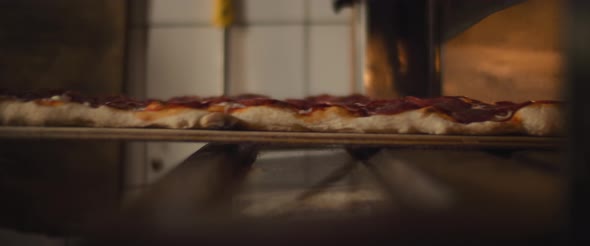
129, 21, 349, 30
303, 0, 311, 96
302, 0, 311, 186
222, 28, 231, 95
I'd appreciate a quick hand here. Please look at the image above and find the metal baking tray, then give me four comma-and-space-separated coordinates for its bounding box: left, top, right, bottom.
0, 126, 563, 149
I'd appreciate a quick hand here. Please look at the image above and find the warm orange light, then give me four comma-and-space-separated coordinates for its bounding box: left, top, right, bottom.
364, 33, 396, 99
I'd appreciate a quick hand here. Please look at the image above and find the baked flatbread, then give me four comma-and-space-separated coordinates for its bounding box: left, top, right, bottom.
0, 89, 563, 136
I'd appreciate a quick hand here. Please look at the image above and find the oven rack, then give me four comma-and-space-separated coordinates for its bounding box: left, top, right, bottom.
0, 126, 563, 149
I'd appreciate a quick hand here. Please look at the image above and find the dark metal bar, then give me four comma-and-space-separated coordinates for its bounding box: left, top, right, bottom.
295, 159, 358, 201
0, 126, 564, 150
355, 0, 526, 99
565, 0, 590, 244
426, 0, 441, 97
364, 0, 440, 98
222, 28, 231, 95
302, 0, 311, 95
113, 144, 258, 229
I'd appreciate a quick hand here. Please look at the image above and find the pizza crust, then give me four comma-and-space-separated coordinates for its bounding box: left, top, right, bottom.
300, 107, 521, 135
0, 100, 93, 127
230, 106, 310, 131
0, 100, 213, 129
513, 103, 563, 136
228, 103, 562, 136
199, 112, 243, 130
0, 94, 564, 136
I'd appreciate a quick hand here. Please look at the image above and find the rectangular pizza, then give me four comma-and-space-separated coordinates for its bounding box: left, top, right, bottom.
0, 89, 563, 136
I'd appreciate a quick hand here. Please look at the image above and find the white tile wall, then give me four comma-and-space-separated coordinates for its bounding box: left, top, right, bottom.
309, 25, 351, 95
134, 0, 350, 25
309, 0, 350, 23
144, 27, 224, 183
146, 27, 223, 98
230, 26, 306, 98
241, 0, 305, 23
148, 0, 213, 24
127, 0, 354, 186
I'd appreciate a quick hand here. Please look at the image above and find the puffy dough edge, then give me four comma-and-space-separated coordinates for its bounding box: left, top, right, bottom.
231, 106, 309, 131
0, 101, 565, 136
512, 103, 563, 136
230, 105, 564, 136
0, 100, 213, 129
301, 107, 521, 135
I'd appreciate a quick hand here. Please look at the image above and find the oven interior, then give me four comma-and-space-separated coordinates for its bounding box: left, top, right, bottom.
0, 0, 587, 245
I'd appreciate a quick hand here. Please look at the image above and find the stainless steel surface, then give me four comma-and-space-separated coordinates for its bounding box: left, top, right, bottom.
440, 0, 526, 41
337, 0, 525, 98
352, 1, 367, 94
0, 126, 563, 149
364, 0, 442, 98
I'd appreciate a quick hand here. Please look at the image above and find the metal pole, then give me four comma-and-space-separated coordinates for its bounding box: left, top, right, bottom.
355, 1, 367, 95
222, 28, 231, 95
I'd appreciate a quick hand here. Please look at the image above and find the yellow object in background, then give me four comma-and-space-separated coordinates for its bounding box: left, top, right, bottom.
213, 0, 234, 28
